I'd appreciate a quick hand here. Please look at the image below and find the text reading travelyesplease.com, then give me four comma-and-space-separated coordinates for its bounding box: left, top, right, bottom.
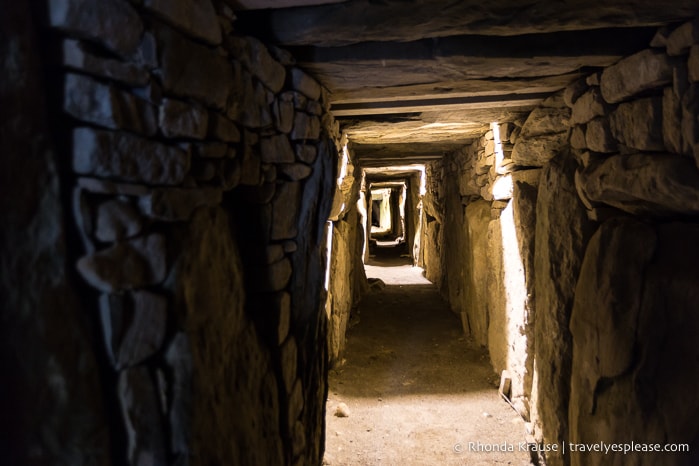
453, 441, 690, 455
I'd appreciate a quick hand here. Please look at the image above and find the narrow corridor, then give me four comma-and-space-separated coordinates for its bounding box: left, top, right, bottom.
324, 252, 532, 465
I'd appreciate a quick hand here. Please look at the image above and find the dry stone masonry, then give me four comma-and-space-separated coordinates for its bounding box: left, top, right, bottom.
40, 0, 339, 464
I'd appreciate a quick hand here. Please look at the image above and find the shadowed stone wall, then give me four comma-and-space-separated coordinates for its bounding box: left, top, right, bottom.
3, 0, 340, 464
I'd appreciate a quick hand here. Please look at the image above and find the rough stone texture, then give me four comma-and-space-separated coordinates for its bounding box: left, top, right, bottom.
663, 86, 683, 153
62, 39, 149, 86
519, 107, 570, 138
159, 98, 209, 139
511, 131, 568, 166
271, 182, 302, 240
585, 117, 617, 153
563, 78, 588, 107
689, 45, 699, 82
609, 96, 664, 151
295, 144, 318, 164
291, 112, 321, 141
290, 67, 322, 100
156, 24, 232, 109
99, 291, 167, 369
139, 187, 223, 221
210, 113, 242, 143
682, 83, 699, 162
48, 0, 143, 57
76, 233, 167, 291
462, 200, 491, 346
95, 198, 143, 241
580, 152, 699, 216
570, 124, 587, 149
144, 0, 222, 45
173, 207, 284, 465
72, 127, 190, 185
64, 73, 157, 136
273, 94, 295, 133
666, 18, 699, 56
570, 87, 608, 124
163, 333, 193, 455
278, 163, 313, 180
569, 219, 699, 466
600, 49, 674, 103
261, 133, 295, 163
226, 36, 286, 92
118, 366, 168, 465
1, 5, 110, 461
533, 153, 593, 466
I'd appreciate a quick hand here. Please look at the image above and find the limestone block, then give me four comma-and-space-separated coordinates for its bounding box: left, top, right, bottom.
273, 94, 295, 133
260, 134, 295, 163
209, 113, 241, 143
62, 39, 149, 86
463, 201, 490, 346
139, 187, 222, 221
690, 45, 699, 82
99, 291, 167, 369
72, 127, 190, 185
511, 132, 568, 167
118, 367, 167, 465
663, 87, 683, 154
585, 117, 617, 153
570, 87, 608, 125
600, 49, 674, 104
609, 97, 664, 151
144, 0, 221, 45
159, 98, 209, 139
520, 107, 571, 139
272, 182, 301, 240
156, 25, 231, 109
278, 163, 313, 181
64, 73, 157, 136
570, 125, 587, 150
289, 68, 321, 100
563, 77, 588, 107
225, 36, 285, 92
163, 333, 193, 454
533, 154, 593, 466
95, 199, 143, 242
666, 19, 699, 56
580, 153, 699, 216
77, 233, 167, 291
48, 0, 143, 57
291, 112, 321, 141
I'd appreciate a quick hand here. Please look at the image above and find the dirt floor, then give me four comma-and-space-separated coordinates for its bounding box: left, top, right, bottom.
323, 247, 533, 466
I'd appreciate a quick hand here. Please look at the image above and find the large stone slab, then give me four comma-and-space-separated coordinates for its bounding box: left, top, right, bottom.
156, 25, 232, 109
662, 86, 683, 154
64, 73, 157, 136
163, 333, 193, 454
72, 127, 190, 185
260, 134, 295, 163
48, 0, 143, 56
76, 233, 167, 291
570, 87, 608, 125
271, 182, 302, 240
600, 49, 674, 104
585, 117, 617, 153
533, 153, 593, 466
144, 0, 221, 45
580, 152, 699, 216
289, 68, 321, 100
609, 96, 664, 151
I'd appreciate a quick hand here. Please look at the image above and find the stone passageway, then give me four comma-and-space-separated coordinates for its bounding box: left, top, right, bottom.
324, 249, 531, 466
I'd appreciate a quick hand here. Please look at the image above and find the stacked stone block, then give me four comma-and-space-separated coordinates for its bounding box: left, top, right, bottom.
46, 0, 337, 464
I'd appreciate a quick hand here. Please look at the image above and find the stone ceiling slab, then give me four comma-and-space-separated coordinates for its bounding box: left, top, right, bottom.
237, 0, 698, 46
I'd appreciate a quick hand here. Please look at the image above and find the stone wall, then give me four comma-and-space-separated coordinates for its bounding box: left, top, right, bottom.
4, 0, 340, 464
434, 18, 699, 466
